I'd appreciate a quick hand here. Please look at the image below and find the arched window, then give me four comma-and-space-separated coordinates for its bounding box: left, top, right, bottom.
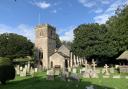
39, 50, 43, 59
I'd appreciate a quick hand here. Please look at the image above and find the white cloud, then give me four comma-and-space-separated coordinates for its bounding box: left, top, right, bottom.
59, 26, 76, 42
94, 8, 103, 13
0, 24, 34, 42
100, 0, 110, 4
94, 0, 127, 24
34, 1, 51, 9
78, 0, 96, 8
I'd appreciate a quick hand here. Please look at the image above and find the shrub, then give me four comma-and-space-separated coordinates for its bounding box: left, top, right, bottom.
0, 57, 15, 84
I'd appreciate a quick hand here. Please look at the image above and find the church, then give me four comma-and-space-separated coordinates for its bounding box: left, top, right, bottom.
35, 24, 85, 70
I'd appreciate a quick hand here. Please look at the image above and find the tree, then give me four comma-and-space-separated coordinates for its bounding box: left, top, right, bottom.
62, 41, 72, 50
0, 33, 34, 59
55, 34, 62, 48
72, 23, 107, 59
0, 57, 15, 84
71, 5, 128, 64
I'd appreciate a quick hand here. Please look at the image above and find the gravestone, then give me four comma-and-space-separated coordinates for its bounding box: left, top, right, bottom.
119, 66, 128, 73
103, 64, 110, 75
30, 67, 34, 77
91, 59, 97, 71
27, 62, 30, 73
15, 65, 20, 75
80, 68, 85, 74
84, 60, 88, 69
68, 67, 72, 73
61, 71, 69, 81
82, 69, 91, 78
72, 68, 77, 73
86, 85, 94, 89
20, 66, 23, 71
34, 68, 38, 73
20, 68, 26, 77
46, 69, 54, 80
69, 73, 80, 82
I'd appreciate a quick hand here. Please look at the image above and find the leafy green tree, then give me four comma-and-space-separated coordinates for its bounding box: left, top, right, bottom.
72, 23, 107, 59
0, 33, 34, 59
62, 41, 72, 50
55, 34, 62, 48
72, 5, 128, 64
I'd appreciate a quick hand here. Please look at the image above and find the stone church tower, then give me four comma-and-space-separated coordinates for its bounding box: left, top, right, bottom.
35, 24, 56, 69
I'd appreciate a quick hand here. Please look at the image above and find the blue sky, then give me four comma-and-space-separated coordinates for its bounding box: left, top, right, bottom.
0, 0, 127, 42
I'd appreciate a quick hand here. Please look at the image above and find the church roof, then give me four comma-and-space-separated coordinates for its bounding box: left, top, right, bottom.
58, 52, 70, 58
117, 50, 128, 60
58, 45, 70, 57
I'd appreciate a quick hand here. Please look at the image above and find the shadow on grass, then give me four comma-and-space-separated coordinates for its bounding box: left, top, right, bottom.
0, 76, 114, 89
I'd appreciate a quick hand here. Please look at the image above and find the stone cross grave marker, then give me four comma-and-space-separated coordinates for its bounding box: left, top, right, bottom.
92, 59, 97, 71
104, 64, 110, 75
85, 60, 88, 69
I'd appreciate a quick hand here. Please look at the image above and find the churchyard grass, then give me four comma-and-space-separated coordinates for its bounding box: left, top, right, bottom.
0, 72, 128, 89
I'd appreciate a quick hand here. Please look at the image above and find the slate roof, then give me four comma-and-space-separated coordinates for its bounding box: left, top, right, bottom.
57, 45, 70, 57
117, 50, 128, 60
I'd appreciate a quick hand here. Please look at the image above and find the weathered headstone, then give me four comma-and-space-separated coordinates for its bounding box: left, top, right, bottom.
104, 64, 110, 75
69, 73, 80, 82
20, 66, 23, 71
92, 59, 97, 71
20, 68, 26, 77
30, 67, 34, 77
27, 62, 30, 73
15, 65, 20, 75
82, 69, 91, 78
72, 68, 77, 73
46, 69, 54, 80
61, 71, 69, 81
85, 60, 88, 69
86, 85, 94, 89
34, 68, 38, 73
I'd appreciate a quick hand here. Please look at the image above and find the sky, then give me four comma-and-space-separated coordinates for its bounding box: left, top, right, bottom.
0, 0, 128, 42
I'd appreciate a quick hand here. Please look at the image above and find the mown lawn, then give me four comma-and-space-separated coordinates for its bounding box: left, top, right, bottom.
0, 72, 128, 89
